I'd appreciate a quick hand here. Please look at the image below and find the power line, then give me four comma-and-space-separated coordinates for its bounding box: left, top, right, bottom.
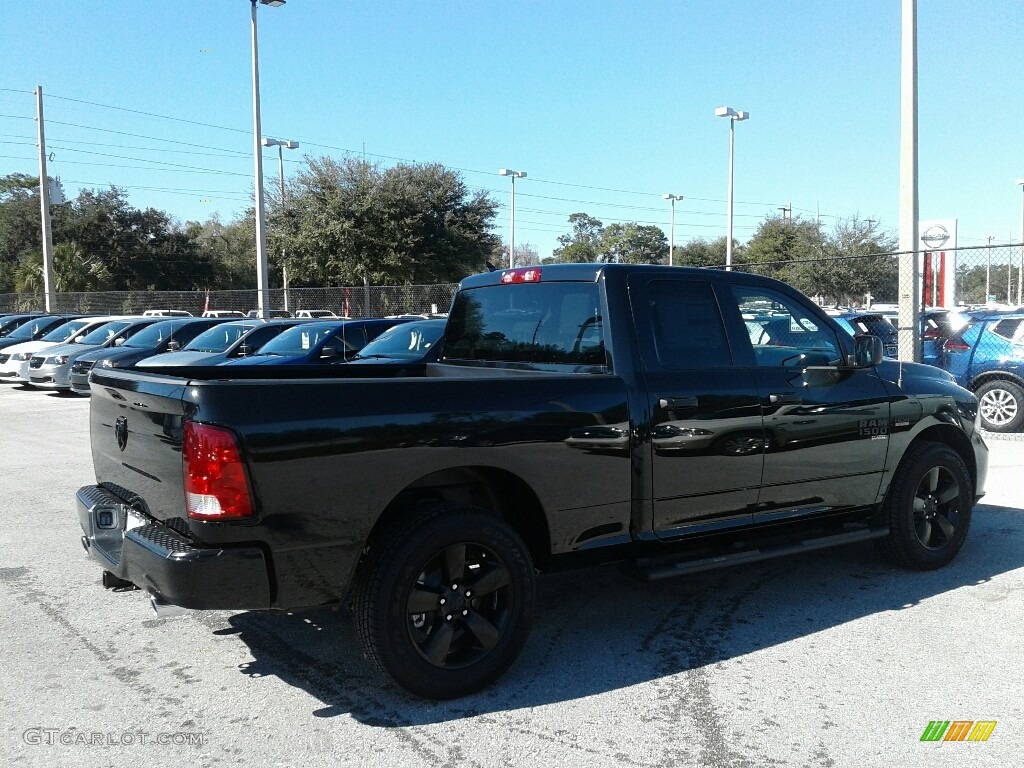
4, 95, 862, 229
44, 92, 251, 136
45, 145, 252, 176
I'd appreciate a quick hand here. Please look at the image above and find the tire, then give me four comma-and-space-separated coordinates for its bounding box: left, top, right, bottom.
877, 441, 973, 570
975, 379, 1024, 433
351, 504, 535, 699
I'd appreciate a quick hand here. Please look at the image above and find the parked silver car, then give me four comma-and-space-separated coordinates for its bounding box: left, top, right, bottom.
0, 317, 127, 384
28, 317, 159, 391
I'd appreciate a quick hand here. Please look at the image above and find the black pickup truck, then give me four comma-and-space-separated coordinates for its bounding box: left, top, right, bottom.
77, 264, 988, 698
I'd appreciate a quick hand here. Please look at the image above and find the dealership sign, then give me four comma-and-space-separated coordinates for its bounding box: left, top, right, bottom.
918, 219, 958, 308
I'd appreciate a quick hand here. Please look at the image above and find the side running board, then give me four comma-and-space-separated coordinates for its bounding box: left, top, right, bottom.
633, 528, 889, 581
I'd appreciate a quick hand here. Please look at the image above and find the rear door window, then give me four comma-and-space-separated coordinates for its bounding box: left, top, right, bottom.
644, 279, 732, 369
992, 318, 1023, 341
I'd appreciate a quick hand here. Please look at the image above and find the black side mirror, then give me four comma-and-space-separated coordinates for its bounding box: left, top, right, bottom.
320, 346, 338, 359
166, 340, 181, 351
853, 335, 884, 367
237, 344, 251, 357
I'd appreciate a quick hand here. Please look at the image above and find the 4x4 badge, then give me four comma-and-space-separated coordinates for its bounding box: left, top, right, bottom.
114, 416, 128, 451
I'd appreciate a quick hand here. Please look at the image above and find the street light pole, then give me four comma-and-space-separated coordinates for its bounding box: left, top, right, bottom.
986, 235, 994, 304
1017, 179, 1024, 305
263, 137, 299, 311
249, 0, 285, 318
662, 193, 682, 266
499, 168, 526, 268
715, 106, 749, 270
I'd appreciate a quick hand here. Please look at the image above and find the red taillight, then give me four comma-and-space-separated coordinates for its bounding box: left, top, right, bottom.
183, 421, 253, 521
500, 267, 542, 284
943, 337, 969, 353
922, 327, 941, 340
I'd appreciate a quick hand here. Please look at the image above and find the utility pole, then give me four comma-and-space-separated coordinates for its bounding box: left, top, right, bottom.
898, 0, 921, 363
35, 86, 56, 311
777, 203, 792, 222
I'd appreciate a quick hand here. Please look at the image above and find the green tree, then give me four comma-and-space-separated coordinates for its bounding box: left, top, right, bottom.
788, 217, 897, 304
674, 236, 728, 268
742, 215, 823, 282
14, 242, 112, 293
0, 174, 44, 292
54, 187, 214, 291
552, 213, 603, 263
598, 223, 668, 264
185, 212, 257, 289
274, 156, 498, 286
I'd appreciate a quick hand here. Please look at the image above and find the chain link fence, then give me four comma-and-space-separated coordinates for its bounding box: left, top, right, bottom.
731, 243, 1024, 437
3, 246, 1022, 435
0, 283, 457, 319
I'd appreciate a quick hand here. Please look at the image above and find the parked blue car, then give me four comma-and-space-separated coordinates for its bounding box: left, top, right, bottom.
882, 307, 978, 367
219, 317, 414, 366
942, 310, 1024, 432
346, 318, 447, 364
135, 319, 304, 367
825, 310, 899, 358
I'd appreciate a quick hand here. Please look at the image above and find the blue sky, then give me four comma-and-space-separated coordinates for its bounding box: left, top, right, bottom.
2, 0, 1022, 259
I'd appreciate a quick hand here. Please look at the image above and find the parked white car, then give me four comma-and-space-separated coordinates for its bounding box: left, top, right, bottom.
0, 316, 129, 383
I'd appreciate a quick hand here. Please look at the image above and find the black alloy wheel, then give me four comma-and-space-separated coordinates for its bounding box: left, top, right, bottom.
406, 542, 514, 668
352, 504, 535, 699
878, 441, 973, 570
911, 465, 962, 551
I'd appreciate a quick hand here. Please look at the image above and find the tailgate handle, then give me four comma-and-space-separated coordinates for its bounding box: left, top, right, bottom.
769, 392, 802, 405
659, 396, 698, 409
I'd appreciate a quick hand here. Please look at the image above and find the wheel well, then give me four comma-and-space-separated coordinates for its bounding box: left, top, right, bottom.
365, 466, 552, 569
970, 371, 1024, 391
910, 425, 977, 492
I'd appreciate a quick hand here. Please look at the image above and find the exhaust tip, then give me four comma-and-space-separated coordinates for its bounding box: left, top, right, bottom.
149, 593, 190, 619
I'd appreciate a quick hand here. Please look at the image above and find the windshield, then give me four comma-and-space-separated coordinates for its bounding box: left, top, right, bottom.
123, 321, 181, 348
254, 323, 343, 356
184, 322, 259, 352
0, 316, 31, 332
354, 321, 445, 360
848, 315, 896, 337
5, 318, 55, 341
41, 319, 91, 342
78, 320, 132, 345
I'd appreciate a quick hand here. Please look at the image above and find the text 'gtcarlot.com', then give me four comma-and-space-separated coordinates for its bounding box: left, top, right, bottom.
23, 728, 206, 747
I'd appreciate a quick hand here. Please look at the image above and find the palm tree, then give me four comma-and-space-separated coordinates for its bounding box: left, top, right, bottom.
14, 242, 112, 293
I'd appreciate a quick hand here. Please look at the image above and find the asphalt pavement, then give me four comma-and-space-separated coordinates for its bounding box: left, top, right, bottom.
1, 383, 1021, 768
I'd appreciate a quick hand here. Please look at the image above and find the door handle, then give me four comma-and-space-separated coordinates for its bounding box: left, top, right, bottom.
659, 396, 698, 409
769, 392, 802, 405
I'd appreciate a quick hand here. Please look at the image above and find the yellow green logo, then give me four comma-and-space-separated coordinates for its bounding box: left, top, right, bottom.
920, 721, 996, 742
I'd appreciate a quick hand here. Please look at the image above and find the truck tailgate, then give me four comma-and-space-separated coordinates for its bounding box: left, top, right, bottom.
89, 368, 191, 523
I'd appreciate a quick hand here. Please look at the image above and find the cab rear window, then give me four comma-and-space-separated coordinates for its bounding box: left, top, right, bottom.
445, 283, 605, 365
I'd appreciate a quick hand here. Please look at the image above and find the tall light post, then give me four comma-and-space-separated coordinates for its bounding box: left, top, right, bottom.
499, 168, 526, 268
1017, 178, 1024, 305
662, 194, 683, 266
986, 235, 994, 304
715, 106, 749, 270
250, 0, 285, 318
262, 137, 299, 310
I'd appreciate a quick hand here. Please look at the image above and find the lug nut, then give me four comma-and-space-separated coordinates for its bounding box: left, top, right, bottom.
462, 609, 468, 616
465, 590, 472, 597
439, 598, 446, 605
446, 614, 452, 621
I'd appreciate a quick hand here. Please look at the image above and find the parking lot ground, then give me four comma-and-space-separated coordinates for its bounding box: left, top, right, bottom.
1, 383, 1022, 768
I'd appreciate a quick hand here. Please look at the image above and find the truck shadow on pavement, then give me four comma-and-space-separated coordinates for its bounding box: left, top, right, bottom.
220, 503, 1023, 727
